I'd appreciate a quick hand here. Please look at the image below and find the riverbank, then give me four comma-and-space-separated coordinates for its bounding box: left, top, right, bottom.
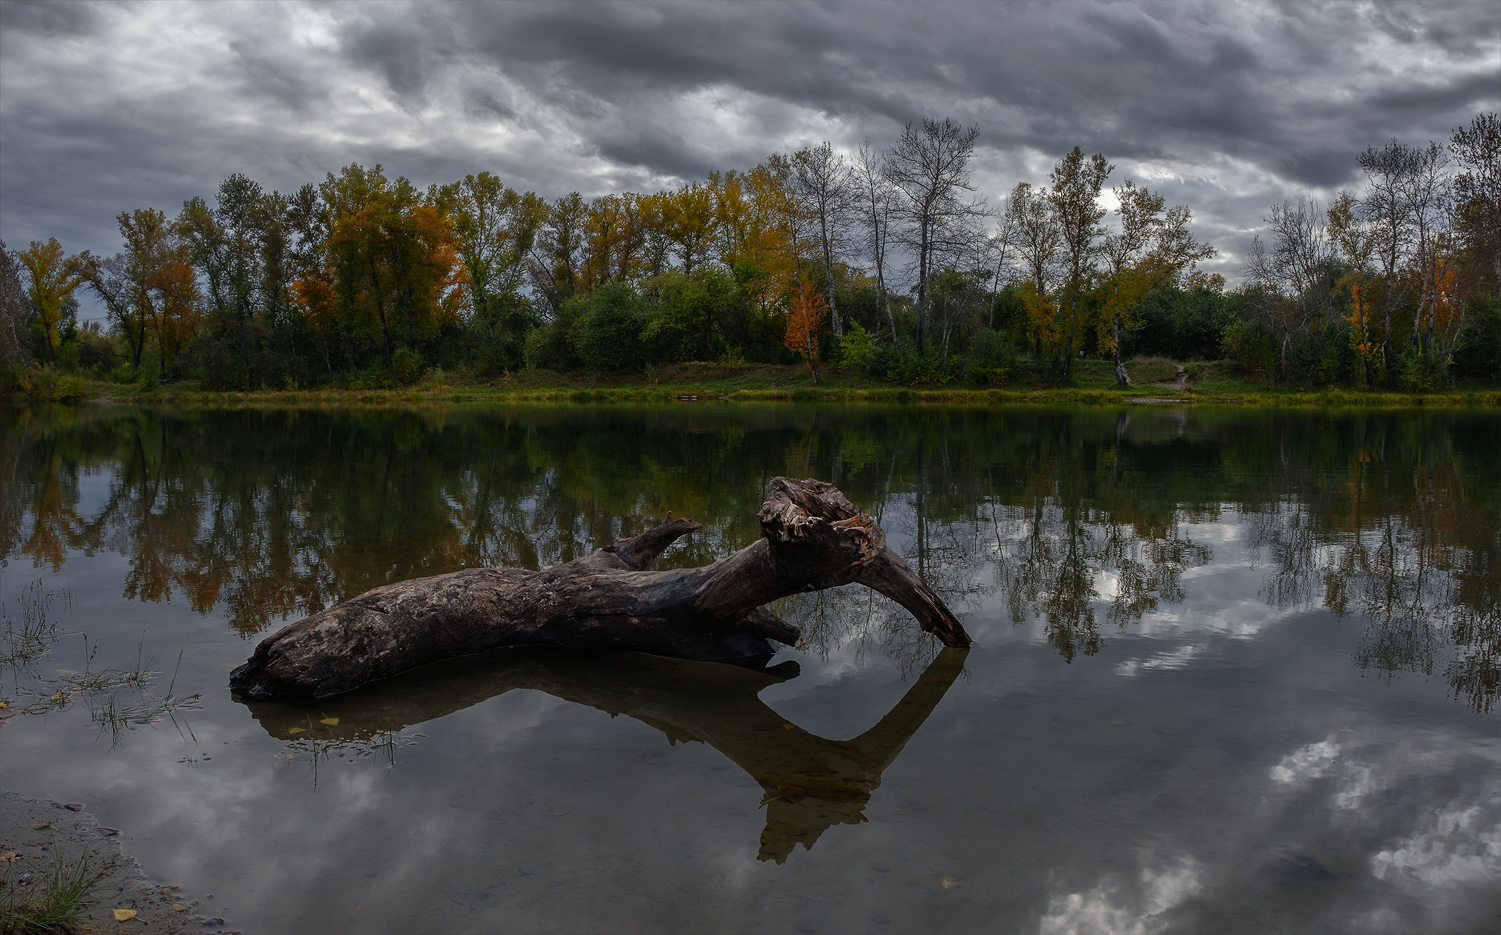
1, 792, 229, 934
10, 358, 1501, 409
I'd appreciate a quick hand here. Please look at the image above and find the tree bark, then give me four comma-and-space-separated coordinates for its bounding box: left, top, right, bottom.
230, 478, 971, 702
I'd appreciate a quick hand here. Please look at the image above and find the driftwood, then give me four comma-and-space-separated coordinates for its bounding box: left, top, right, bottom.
245, 646, 968, 862
230, 477, 971, 702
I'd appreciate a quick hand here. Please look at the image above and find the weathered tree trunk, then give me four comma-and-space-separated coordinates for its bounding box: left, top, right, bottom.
230, 478, 971, 701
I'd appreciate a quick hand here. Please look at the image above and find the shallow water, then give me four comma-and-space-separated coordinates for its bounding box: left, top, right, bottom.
1, 403, 1498, 934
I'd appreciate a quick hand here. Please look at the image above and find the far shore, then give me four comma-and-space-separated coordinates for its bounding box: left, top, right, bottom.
9, 359, 1500, 410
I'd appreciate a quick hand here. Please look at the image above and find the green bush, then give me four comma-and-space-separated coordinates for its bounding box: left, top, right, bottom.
392, 348, 425, 385
574, 284, 647, 371
1, 364, 33, 395
963, 330, 1015, 385
27, 371, 84, 402
837, 322, 882, 375
1452, 295, 1501, 380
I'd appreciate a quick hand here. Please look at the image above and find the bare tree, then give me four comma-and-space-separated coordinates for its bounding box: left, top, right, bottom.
793, 142, 857, 336
1100, 181, 1164, 386
1401, 142, 1452, 355
1450, 113, 1501, 294
1005, 182, 1059, 298
1357, 141, 1417, 372
984, 203, 1017, 331
883, 118, 986, 353
0, 242, 27, 368
854, 142, 899, 345
1245, 197, 1332, 378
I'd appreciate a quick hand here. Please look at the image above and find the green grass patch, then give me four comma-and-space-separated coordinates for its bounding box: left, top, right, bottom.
0, 843, 108, 934
11, 359, 1498, 410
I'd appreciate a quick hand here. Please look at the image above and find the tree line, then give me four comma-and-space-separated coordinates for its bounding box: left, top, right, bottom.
1, 113, 1496, 391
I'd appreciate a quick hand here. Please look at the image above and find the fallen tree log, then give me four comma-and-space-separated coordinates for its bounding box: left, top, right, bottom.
230, 477, 971, 701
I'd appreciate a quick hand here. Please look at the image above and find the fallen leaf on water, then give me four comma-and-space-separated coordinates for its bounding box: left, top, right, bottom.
112, 908, 138, 922
63, 803, 83, 811
273, 752, 294, 760
320, 717, 340, 726
0, 700, 8, 709
0, 852, 17, 862
99, 827, 119, 836
1112, 718, 1130, 726
1339, 726, 1354, 733
172, 903, 190, 913
160, 886, 178, 895
286, 727, 307, 734
550, 809, 569, 817
941, 875, 961, 889
30, 820, 54, 831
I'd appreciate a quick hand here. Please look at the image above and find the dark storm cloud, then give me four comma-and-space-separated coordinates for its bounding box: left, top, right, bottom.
2, 0, 1497, 294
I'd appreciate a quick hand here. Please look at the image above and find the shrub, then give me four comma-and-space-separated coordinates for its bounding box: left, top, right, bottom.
392, 348, 425, 385
963, 330, 1015, 385
574, 283, 647, 371
837, 322, 882, 374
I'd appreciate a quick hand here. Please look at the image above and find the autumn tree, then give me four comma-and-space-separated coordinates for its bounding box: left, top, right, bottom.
784, 279, 826, 383
319, 164, 459, 366
714, 159, 799, 337
18, 238, 85, 366
664, 182, 719, 274
437, 172, 546, 356
884, 118, 986, 353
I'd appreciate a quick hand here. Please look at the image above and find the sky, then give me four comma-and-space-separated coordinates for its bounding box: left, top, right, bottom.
1, 0, 1497, 304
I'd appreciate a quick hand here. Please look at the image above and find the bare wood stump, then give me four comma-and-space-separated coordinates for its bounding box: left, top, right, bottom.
230, 477, 971, 701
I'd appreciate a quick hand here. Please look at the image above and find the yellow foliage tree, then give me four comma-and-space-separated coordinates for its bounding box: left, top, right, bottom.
18, 238, 84, 366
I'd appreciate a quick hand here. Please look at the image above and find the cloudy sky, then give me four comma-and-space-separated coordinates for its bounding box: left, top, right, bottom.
2, 0, 1497, 294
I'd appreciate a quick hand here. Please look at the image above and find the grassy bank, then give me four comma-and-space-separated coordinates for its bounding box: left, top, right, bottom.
10, 357, 1501, 409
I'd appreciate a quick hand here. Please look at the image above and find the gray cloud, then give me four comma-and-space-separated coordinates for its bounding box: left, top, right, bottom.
1, 0, 1496, 299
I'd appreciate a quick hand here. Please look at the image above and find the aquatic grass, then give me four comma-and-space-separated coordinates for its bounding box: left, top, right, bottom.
0, 581, 65, 675
0, 843, 108, 935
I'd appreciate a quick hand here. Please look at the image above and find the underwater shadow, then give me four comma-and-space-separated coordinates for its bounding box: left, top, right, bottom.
240, 646, 968, 862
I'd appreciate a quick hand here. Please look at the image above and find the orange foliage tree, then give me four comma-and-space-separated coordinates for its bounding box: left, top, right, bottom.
784, 279, 826, 383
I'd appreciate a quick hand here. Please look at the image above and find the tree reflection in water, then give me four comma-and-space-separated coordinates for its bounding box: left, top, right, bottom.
243, 646, 967, 863
2, 405, 1497, 710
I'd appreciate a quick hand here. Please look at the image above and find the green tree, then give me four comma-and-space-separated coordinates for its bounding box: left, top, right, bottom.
1046, 147, 1112, 379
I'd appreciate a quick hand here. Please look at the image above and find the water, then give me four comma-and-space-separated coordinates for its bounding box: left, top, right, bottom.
2, 403, 1498, 933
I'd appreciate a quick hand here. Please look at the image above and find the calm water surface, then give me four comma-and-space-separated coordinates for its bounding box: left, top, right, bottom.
1, 404, 1498, 934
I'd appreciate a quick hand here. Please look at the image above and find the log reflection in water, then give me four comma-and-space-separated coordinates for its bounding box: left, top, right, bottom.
243, 646, 967, 863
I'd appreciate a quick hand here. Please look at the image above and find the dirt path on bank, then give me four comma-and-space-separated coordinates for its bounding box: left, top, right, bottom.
2, 791, 235, 934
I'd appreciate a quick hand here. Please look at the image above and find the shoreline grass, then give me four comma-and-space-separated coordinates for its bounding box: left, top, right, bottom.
7, 358, 1499, 410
